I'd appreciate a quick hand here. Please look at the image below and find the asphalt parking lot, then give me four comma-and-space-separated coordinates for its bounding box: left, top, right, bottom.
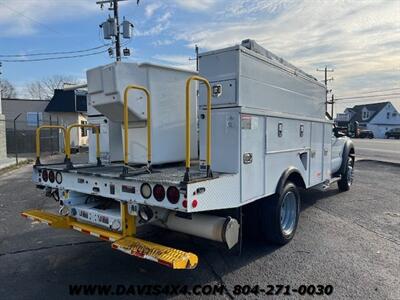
0, 155, 399, 299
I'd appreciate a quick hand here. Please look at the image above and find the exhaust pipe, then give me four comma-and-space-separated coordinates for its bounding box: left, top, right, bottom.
153, 213, 240, 249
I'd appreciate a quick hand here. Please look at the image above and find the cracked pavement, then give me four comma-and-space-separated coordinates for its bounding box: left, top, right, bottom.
0, 159, 399, 299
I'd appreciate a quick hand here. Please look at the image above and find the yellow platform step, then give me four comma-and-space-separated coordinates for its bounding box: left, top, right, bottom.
21, 209, 198, 269
112, 236, 198, 269
21, 209, 70, 228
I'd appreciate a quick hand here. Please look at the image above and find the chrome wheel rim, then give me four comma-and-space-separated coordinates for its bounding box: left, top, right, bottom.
347, 159, 354, 186
280, 191, 297, 236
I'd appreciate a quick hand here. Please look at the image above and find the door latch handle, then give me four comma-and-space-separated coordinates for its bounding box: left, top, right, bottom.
243, 152, 253, 164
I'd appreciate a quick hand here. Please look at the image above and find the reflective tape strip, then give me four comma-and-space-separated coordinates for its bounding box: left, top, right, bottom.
21, 213, 51, 225
72, 226, 82, 232
90, 232, 100, 238
72, 225, 116, 242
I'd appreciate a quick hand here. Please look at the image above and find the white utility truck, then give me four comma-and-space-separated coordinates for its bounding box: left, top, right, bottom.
24, 40, 354, 269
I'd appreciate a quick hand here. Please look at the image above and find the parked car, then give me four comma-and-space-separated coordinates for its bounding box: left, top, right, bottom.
385, 128, 400, 139
358, 129, 374, 139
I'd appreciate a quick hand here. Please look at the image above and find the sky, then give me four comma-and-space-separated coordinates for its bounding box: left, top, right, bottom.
0, 0, 399, 113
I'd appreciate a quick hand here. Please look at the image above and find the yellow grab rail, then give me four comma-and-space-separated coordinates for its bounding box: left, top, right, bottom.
65, 123, 101, 168
35, 125, 67, 165
184, 75, 212, 182
123, 85, 152, 170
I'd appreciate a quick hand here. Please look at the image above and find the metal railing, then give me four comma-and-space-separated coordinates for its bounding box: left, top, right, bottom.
184, 75, 213, 182
122, 85, 152, 175
65, 123, 101, 169
35, 125, 67, 166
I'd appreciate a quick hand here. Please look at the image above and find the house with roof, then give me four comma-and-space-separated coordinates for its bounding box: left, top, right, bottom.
335, 101, 400, 138
45, 89, 88, 150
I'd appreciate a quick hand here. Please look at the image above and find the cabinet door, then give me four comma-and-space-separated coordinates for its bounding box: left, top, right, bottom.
309, 122, 324, 186
241, 115, 265, 201
323, 124, 332, 180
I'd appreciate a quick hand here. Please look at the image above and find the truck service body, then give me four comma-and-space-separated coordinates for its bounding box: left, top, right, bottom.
23, 40, 354, 269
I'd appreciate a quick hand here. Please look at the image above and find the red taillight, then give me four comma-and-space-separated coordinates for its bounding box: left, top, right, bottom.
42, 170, 48, 182
166, 186, 180, 204
153, 184, 165, 202
182, 200, 188, 208
192, 199, 198, 208
49, 170, 55, 183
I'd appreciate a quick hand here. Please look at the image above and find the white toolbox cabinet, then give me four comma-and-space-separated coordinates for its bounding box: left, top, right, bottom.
199, 40, 325, 120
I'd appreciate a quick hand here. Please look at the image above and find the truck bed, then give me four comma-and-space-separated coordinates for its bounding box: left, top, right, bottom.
36, 161, 218, 185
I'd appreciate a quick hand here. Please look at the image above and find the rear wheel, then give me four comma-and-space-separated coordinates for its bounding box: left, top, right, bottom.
338, 156, 354, 191
259, 182, 300, 245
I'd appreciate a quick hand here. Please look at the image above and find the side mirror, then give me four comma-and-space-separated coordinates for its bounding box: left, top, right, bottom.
333, 127, 346, 138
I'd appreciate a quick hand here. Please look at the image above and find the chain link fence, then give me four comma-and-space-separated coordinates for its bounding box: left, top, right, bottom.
1, 116, 62, 159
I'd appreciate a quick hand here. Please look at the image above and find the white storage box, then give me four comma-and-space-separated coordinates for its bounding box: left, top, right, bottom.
87, 62, 198, 165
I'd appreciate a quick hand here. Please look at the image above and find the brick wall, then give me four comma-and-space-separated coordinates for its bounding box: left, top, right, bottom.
0, 114, 6, 159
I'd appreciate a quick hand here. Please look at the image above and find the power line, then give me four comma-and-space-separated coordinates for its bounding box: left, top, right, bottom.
337, 87, 400, 98
0, 1, 62, 35
336, 97, 400, 105
335, 93, 400, 101
0, 49, 109, 63
0, 44, 112, 58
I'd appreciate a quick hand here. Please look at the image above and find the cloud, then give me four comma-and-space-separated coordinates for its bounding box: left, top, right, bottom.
0, 0, 96, 36
173, 0, 216, 11
158, 11, 172, 23
145, 2, 162, 17
136, 22, 170, 37
152, 54, 195, 70
169, 0, 400, 111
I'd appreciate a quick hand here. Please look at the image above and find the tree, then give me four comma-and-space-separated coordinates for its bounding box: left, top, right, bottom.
26, 74, 79, 99
0, 79, 17, 98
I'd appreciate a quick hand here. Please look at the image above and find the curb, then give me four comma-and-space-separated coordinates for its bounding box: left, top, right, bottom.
0, 158, 31, 172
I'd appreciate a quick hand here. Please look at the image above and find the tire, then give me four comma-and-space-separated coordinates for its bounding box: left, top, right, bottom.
337, 156, 354, 192
259, 182, 300, 245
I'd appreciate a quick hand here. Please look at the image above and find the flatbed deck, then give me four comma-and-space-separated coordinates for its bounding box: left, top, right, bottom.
34, 161, 221, 185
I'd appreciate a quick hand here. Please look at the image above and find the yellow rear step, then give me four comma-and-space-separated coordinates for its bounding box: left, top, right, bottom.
21, 209, 70, 228
21, 209, 198, 269
112, 237, 198, 269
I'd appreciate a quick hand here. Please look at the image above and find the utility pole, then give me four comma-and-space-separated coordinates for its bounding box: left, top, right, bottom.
317, 66, 334, 116
330, 94, 334, 119
113, 0, 121, 61
189, 45, 199, 71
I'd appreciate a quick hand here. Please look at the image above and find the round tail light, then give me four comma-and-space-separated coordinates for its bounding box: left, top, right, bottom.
140, 183, 152, 199
42, 169, 48, 182
153, 184, 165, 202
55, 171, 62, 184
49, 170, 55, 183
167, 186, 180, 204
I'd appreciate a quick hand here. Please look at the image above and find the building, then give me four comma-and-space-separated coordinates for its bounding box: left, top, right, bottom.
0, 90, 7, 160
1, 98, 52, 130
1, 89, 88, 154
44, 89, 88, 150
1, 97, 54, 155
336, 101, 400, 138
